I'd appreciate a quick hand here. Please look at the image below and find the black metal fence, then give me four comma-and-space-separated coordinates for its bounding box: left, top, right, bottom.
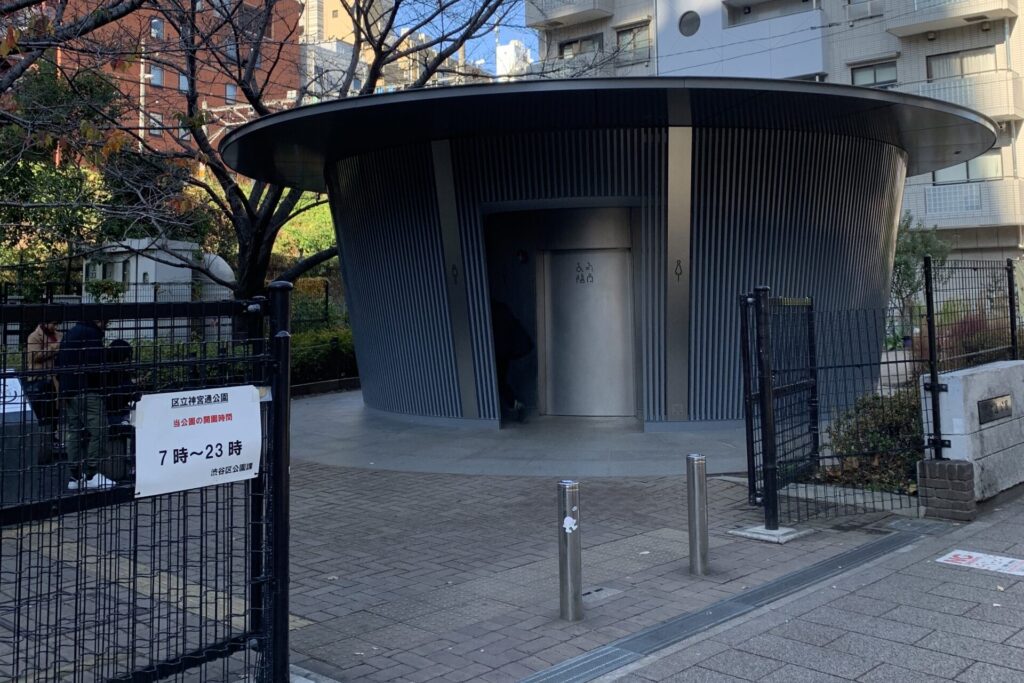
0, 285, 293, 681
742, 257, 1019, 526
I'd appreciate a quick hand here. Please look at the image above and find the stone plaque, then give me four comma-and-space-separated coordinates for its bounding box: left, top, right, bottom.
978, 395, 1012, 425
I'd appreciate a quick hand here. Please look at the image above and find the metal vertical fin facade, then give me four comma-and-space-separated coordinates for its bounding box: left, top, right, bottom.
325, 125, 906, 424
330, 145, 461, 418
450, 129, 668, 421
689, 128, 908, 420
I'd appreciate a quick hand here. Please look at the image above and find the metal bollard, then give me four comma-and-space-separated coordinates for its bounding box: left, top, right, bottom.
557, 480, 583, 621
687, 454, 709, 576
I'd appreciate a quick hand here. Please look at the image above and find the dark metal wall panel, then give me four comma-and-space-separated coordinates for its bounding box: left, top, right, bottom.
689, 128, 908, 420
330, 145, 462, 417
450, 129, 669, 422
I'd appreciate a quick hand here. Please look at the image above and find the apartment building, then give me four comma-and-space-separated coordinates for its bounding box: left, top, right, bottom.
529, 0, 1022, 258
831, 6, 1021, 259
59, 0, 303, 149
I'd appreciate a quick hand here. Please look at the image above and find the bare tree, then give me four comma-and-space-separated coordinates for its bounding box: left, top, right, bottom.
5, 0, 519, 298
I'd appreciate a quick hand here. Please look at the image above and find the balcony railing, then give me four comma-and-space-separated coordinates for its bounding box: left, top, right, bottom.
903, 178, 1024, 229
846, 0, 883, 20
525, 48, 651, 79
886, 0, 1018, 36
895, 70, 1024, 120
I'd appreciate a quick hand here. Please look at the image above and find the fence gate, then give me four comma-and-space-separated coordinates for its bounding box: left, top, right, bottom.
741, 287, 922, 527
0, 284, 292, 682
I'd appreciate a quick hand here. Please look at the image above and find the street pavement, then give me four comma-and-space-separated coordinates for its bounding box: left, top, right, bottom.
601, 491, 1024, 682
288, 393, 1024, 682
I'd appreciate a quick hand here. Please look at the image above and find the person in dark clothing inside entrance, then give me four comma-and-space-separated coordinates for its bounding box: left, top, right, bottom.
56, 319, 115, 490
490, 300, 533, 421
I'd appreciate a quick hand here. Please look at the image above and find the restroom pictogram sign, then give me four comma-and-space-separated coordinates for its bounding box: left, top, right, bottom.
575, 262, 595, 285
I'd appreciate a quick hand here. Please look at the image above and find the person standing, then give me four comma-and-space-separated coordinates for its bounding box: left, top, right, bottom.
56, 319, 115, 490
24, 321, 62, 428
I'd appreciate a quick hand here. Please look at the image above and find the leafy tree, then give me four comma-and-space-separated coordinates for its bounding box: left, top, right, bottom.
890, 210, 952, 321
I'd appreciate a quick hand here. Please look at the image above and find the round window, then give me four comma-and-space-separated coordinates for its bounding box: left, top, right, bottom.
679, 11, 700, 37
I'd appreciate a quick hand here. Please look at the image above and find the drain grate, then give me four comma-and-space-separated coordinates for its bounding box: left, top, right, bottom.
522, 530, 921, 683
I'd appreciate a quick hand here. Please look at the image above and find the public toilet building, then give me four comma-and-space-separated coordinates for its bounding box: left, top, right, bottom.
221, 79, 995, 429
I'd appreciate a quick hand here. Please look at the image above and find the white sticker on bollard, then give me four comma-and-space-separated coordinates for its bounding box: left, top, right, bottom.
936, 549, 1024, 576
134, 385, 262, 498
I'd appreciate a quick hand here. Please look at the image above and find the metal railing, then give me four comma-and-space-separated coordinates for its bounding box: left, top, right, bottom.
895, 70, 1023, 119
526, 47, 650, 79
902, 177, 1024, 228
0, 287, 294, 681
740, 257, 1019, 526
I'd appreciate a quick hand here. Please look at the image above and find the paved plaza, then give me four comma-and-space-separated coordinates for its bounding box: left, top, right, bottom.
287, 392, 1024, 682
604, 492, 1024, 682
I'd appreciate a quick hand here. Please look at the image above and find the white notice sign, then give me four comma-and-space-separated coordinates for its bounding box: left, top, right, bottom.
936, 549, 1024, 576
134, 385, 262, 498
1, 372, 27, 414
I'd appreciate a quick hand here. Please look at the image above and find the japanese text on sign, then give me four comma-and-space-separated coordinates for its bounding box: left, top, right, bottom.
134, 385, 262, 498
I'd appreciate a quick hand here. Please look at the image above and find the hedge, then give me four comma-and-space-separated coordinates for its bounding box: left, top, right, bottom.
290, 325, 357, 385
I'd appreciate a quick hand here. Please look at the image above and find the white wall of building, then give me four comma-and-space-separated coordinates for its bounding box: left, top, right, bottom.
655, 0, 824, 78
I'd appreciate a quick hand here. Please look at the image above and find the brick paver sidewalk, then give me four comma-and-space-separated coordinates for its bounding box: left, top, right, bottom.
287, 461, 890, 681
602, 492, 1024, 682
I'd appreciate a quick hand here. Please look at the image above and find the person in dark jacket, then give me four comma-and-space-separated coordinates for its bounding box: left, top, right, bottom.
490, 300, 533, 421
56, 320, 114, 490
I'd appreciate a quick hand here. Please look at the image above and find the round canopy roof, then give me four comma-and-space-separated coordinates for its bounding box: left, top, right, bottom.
220, 77, 997, 193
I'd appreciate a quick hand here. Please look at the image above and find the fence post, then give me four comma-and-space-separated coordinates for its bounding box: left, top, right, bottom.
267, 281, 293, 682
923, 255, 944, 460
1007, 258, 1019, 361
806, 299, 820, 461
323, 279, 330, 324
754, 286, 779, 530
738, 294, 758, 506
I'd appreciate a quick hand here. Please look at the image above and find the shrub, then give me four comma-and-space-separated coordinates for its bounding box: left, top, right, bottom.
84, 279, 127, 302
290, 325, 356, 385
913, 303, 1011, 370
823, 387, 923, 494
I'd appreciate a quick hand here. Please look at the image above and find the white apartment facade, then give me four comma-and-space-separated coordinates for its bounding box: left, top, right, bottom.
527, 0, 1023, 258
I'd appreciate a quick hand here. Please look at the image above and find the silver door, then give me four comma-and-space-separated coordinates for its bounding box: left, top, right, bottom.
544, 249, 635, 416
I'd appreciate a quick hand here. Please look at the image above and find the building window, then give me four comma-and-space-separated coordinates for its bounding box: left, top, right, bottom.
331, 9, 338, 17
559, 35, 602, 59
86, 263, 97, 280
178, 126, 192, 141
142, 272, 150, 284
616, 23, 651, 58
927, 47, 996, 80
121, 262, 130, 284
933, 149, 1002, 183
150, 18, 164, 40
851, 61, 896, 88
147, 112, 163, 137
101, 263, 113, 280
146, 64, 164, 87
178, 72, 188, 91
225, 83, 237, 104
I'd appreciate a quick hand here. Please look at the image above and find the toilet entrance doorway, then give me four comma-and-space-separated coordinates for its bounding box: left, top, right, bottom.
485, 208, 638, 420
